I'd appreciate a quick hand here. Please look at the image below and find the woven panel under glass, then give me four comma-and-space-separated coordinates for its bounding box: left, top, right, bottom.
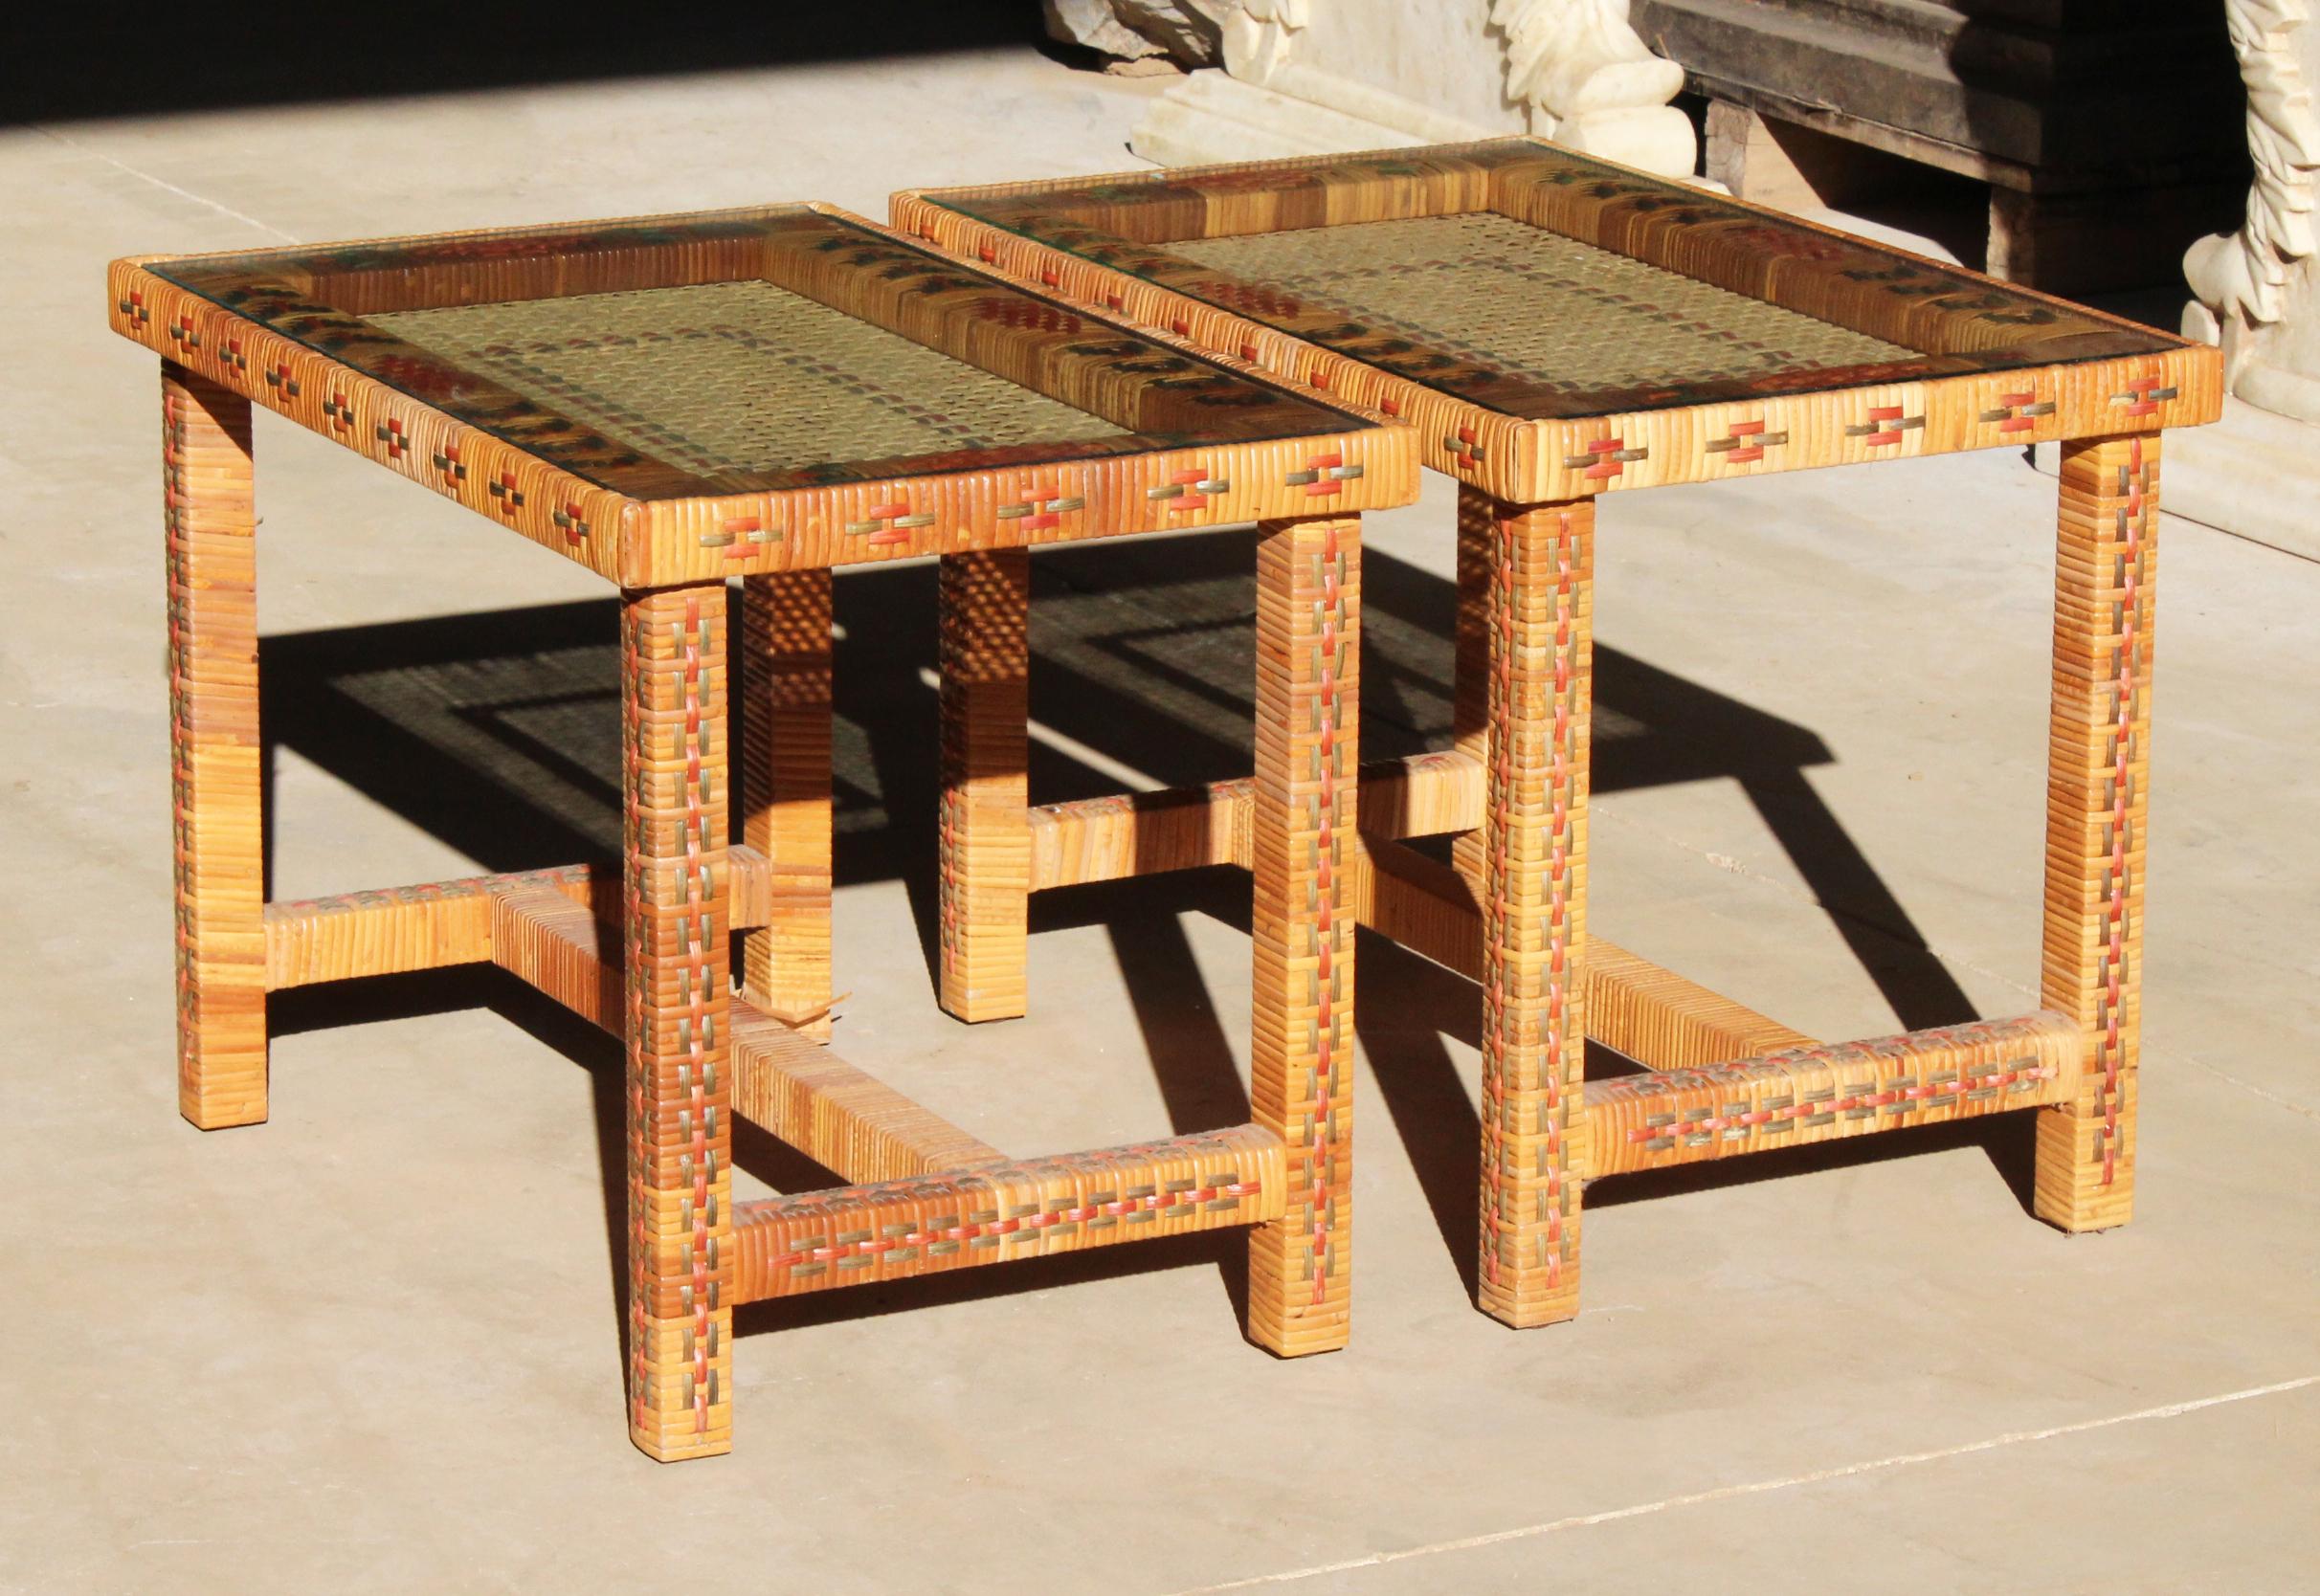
373, 280, 1130, 480
1173, 212, 1911, 400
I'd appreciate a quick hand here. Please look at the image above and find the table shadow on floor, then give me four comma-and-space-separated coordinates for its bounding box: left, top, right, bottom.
259, 531, 2025, 1345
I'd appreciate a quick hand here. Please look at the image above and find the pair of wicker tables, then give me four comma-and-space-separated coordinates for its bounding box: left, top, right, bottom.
115, 138, 2219, 1462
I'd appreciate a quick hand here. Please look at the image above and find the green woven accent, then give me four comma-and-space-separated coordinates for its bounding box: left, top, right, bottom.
373, 280, 1127, 478
1174, 212, 1910, 396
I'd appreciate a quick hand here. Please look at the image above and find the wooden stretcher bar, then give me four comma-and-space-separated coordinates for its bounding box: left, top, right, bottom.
262, 746, 1483, 990
265, 848, 780, 989
1581, 1010, 2084, 1178
488, 880, 622, 1027
726, 1123, 1285, 1304
726, 1005, 1009, 1182
1346, 834, 1818, 1071
1026, 761, 1818, 1076
263, 861, 598, 989
483, 872, 1003, 1186
1027, 749, 1482, 891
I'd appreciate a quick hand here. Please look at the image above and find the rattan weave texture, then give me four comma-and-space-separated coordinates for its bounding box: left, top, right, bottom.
1174, 213, 1910, 400
374, 281, 1127, 481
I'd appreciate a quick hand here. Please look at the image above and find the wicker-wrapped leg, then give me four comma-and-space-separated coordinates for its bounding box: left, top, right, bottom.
2035, 434, 2158, 1232
1246, 514, 1359, 1356
164, 363, 267, 1130
1477, 496, 1594, 1328
1449, 483, 1495, 891
937, 549, 1031, 1024
739, 571, 834, 1040
622, 583, 734, 1462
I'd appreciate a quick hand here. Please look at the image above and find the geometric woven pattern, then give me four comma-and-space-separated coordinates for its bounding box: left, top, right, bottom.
142, 204, 1384, 513
376, 281, 1128, 480
114, 194, 1429, 1465
1176, 213, 1911, 402
892, 141, 2220, 1344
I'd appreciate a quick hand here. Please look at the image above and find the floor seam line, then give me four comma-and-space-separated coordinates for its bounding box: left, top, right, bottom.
1157, 1374, 2320, 1595
35, 125, 301, 243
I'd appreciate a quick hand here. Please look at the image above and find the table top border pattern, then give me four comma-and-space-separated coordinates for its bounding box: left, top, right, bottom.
133, 206, 1387, 501
893, 139, 2188, 374
892, 166, 2222, 502
110, 255, 1418, 587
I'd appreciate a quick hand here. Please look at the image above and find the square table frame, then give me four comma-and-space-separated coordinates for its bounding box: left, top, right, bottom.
895, 139, 2224, 1329
113, 203, 1418, 1460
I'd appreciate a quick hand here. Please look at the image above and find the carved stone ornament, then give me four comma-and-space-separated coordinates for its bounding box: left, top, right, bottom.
2184, 0, 2320, 412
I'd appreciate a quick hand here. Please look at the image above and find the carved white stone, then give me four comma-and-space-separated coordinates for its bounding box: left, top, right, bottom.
1131, 0, 1698, 178
1219, 0, 1309, 84
1492, 0, 1692, 172
2184, 0, 2320, 421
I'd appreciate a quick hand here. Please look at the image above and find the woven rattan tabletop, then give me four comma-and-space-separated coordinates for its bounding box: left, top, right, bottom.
110, 204, 1417, 586
895, 140, 2220, 502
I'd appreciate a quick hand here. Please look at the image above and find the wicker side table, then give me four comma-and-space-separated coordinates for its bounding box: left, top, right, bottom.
896, 139, 2223, 1329
113, 204, 1417, 1460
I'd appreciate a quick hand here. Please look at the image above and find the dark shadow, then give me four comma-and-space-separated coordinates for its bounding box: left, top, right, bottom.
1590, 1104, 2038, 1219
1737, 769, 1974, 1031
1353, 930, 1484, 1298
1099, 869, 1256, 1320
7, 5, 1044, 126
737, 1229, 1241, 1338
1942, 2, 2247, 297
1100, 876, 1251, 1133
258, 528, 2019, 1322
1636, 0, 2247, 293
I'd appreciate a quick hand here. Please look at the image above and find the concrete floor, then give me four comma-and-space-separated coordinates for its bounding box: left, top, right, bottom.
5, 44, 2316, 1596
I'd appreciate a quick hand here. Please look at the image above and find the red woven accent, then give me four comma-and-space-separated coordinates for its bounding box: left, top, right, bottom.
761, 1180, 1265, 1271
1187, 277, 1303, 320
2095, 436, 2149, 1185
1628, 1065, 2059, 1143
974, 297, 1081, 335
1309, 518, 1347, 1304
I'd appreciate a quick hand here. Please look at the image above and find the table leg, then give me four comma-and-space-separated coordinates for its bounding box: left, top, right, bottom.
622, 583, 735, 1462
1476, 495, 1594, 1329
739, 571, 834, 1039
937, 548, 1031, 1024
164, 362, 267, 1130
2035, 433, 2157, 1232
1450, 484, 1494, 891
1246, 514, 1359, 1356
